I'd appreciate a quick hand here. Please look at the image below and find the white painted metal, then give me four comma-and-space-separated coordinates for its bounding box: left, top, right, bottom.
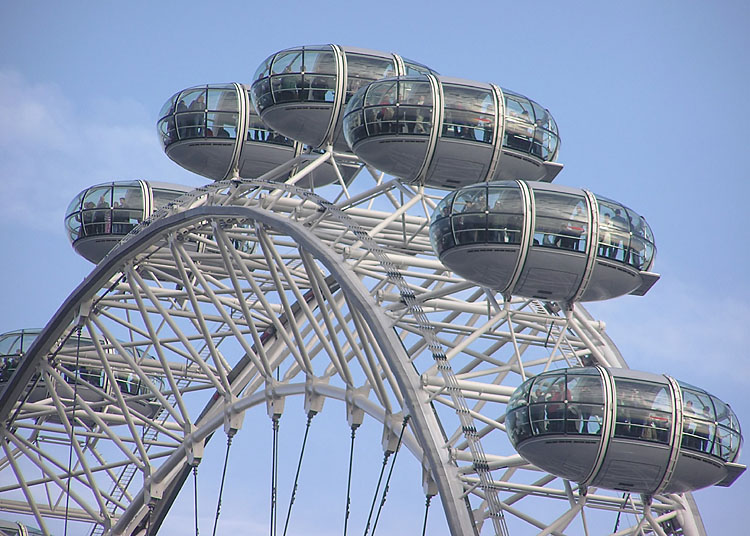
0, 155, 707, 536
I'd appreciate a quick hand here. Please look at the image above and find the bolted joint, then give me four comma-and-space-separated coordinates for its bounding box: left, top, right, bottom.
304, 375, 329, 415
184, 424, 204, 466
265, 380, 285, 420
223, 394, 244, 435
144, 474, 165, 504
345, 385, 369, 429
422, 462, 438, 497
382, 412, 405, 454
75, 300, 93, 327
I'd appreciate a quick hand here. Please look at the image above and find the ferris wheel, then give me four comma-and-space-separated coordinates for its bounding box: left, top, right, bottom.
0, 45, 743, 536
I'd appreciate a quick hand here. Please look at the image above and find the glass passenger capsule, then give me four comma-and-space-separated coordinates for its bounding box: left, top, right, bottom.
65, 180, 193, 264
250, 45, 437, 152
0, 328, 164, 419
342, 76, 562, 187
506, 367, 745, 494
429, 181, 659, 302
157, 83, 358, 186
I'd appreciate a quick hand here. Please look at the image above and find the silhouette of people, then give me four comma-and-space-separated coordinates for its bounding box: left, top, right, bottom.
696, 406, 712, 452
187, 93, 206, 136
530, 388, 546, 434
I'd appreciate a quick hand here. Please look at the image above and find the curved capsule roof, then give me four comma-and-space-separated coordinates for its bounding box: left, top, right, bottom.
343, 75, 562, 187
157, 83, 358, 186
506, 366, 745, 494
429, 181, 658, 302
65, 180, 193, 264
250, 45, 437, 152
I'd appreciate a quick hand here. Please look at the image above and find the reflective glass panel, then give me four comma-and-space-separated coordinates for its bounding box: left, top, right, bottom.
597, 199, 630, 262
66, 192, 84, 218
180, 89, 207, 111
152, 189, 185, 210
346, 54, 394, 81
271, 50, 304, 74
271, 74, 303, 103
303, 74, 336, 102
112, 184, 142, 210
65, 214, 82, 241
399, 80, 432, 106
429, 216, 454, 255
433, 192, 456, 221
532, 373, 568, 434
398, 106, 431, 135
208, 87, 239, 112
487, 186, 523, 244
453, 187, 486, 213
533, 191, 587, 251
614, 378, 672, 443
84, 186, 112, 209
364, 80, 398, 107
508, 378, 532, 410
207, 112, 238, 138
304, 50, 336, 75
403, 58, 434, 76
253, 55, 272, 81
443, 85, 493, 114
159, 92, 178, 119
175, 112, 205, 139
346, 54, 395, 102
252, 78, 273, 111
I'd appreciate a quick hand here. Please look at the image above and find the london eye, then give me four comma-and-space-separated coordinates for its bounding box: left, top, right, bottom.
0, 42, 744, 536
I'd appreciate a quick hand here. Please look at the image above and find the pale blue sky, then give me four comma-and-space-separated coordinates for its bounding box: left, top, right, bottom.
1, 2, 748, 534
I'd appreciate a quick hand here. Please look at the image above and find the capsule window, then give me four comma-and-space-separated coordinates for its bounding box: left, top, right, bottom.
451, 188, 487, 245
487, 186, 523, 245
614, 379, 672, 443
399, 80, 432, 106
175, 111, 205, 139
432, 191, 456, 221
65, 214, 82, 241
533, 192, 587, 252
159, 92, 178, 119
271, 74, 303, 103
152, 189, 185, 211
271, 50, 304, 74
0, 333, 24, 356
304, 50, 336, 75
252, 78, 273, 111
345, 54, 395, 102
207, 112, 237, 138
253, 56, 272, 81
207, 87, 238, 112
429, 216, 455, 255
402, 59, 433, 76
364, 80, 398, 107
303, 75, 336, 102
597, 199, 631, 262
562, 372, 604, 436
442, 85, 494, 144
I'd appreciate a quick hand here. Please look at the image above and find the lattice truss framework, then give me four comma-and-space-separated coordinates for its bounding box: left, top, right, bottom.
0, 153, 699, 536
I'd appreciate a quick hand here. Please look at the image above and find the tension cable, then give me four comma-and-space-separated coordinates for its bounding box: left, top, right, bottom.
343, 424, 359, 536
421, 494, 434, 536
270, 416, 280, 536
211, 432, 235, 536
363, 415, 409, 536
281, 411, 315, 536
370, 415, 409, 536
193, 465, 200, 536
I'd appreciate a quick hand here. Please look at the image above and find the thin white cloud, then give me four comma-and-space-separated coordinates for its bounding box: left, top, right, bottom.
587, 277, 750, 391
0, 69, 200, 234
